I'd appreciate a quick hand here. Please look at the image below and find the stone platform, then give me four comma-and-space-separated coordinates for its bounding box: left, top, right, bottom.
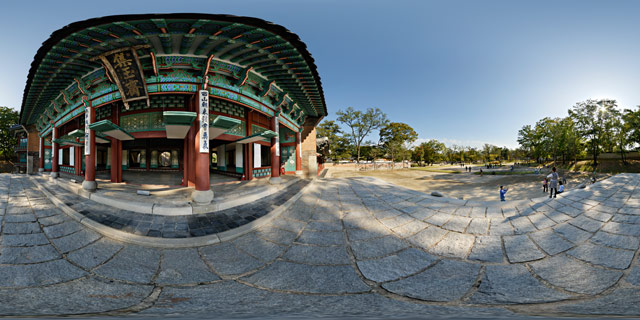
0, 173, 639, 318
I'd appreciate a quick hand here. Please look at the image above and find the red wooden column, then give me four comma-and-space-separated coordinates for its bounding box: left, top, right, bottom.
83, 100, 97, 191
51, 126, 59, 179
192, 90, 213, 204
269, 112, 282, 184
182, 137, 188, 186
110, 139, 119, 182
109, 104, 122, 183
186, 123, 196, 187
245, 110, 253, 180
38, 136, 44, 172
74, 141, 82, 176
295, 131, 302, 175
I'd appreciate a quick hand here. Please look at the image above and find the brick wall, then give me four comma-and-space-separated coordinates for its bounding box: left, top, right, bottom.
27, 126, 40, 152
301, 127, 317, 177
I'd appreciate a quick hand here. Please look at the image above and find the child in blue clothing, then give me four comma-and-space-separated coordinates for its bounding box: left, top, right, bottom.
500, 185, 508, 201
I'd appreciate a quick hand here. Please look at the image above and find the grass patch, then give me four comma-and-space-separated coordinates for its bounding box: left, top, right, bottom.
410, 167, 460, 174
554, 160, 640, 174
473, 170, 536, 175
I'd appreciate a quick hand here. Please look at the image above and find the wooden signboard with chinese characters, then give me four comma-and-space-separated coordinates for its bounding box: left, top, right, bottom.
95, 46, 150, 110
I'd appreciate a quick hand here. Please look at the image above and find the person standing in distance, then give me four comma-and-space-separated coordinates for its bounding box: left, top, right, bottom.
547, 167, 559, 198
500, 185, 508, 201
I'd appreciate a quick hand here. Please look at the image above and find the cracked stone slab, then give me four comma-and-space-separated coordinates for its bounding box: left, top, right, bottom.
0, 244, 61, 264
254, 227, 298, 246
442, 216, 471, 232
0, 277, 153, 316
241, 261, 369, 294
471, 264, 571, 304
529, 229, 574, 255
66, 238, 124, 270
199, 242, 264, 276
503, 234, 545, 263
1, 233, 49, 247
383, 259, 480, 302
590, 231, 640, 250
528, 213, 556, 230
429, 232, 475, 258
305, 220, 344, 231
0, 259, 86, 288
530, 255, 623, 294
470, 207, 486, 218
566, 242, 635, 270
425, 213, 452, 227
94, 245, 161, 283
380, 214, 414, 229
489, 219, 514, 236
155, 249, 220, 285
143, 281, 514, 317
37, 214, 69, 227
544, 210, 572, 223
357, 248, 437, 282
42, 221, 84, 239
468, 236, 504, 263
391, 220, 429, 238
554, 288, 640, 316
269, 218, 307, 233
350, 235, 409, 259
568, 215, 605, 232
4, 213, 37, 223
297, 230, 345, 246
466, 218, 489, 234
407, 226, 448, 249
232, 233, 287, 262
602, 221, 640, 236
50, 229, 101, 254
509, 216, 537, 234
553, 223, 593, 243
627, 265, 640, 286
2, 222, 41, 234
282, 244, 351, 265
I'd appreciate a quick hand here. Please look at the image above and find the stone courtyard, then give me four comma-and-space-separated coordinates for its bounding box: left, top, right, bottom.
1, 173, 640, 318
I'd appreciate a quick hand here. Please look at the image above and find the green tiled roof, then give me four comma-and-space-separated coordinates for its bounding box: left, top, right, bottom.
20, 13, 326, 127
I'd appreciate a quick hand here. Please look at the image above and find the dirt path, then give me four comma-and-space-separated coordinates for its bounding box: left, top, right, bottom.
330, 167, 605, 201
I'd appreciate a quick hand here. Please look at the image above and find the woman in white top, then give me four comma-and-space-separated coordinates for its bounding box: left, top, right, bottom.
547, 167, 559, 198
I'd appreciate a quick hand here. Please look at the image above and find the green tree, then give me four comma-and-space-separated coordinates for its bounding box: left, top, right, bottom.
624, 106, 640, 150
414, 140, 445, 165
379, 122, 418, 165
336, 107, 388, 163
0, 107, 19, 161
317, 120, 352, 161
569, 99, 616, 167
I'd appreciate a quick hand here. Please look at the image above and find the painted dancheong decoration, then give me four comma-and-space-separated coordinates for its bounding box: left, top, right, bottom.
95, 47, 150, 110
18, 13, 327, 190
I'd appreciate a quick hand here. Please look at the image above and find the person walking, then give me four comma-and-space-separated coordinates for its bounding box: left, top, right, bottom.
543, 178, 548, 193
500, 186, 508, 201
547, 167, 559, 198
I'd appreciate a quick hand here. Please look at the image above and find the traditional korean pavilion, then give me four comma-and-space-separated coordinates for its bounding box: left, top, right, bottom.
18, 13, 326, 204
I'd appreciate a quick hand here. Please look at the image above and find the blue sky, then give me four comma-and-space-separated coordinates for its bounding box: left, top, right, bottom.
1, 0, 640, 149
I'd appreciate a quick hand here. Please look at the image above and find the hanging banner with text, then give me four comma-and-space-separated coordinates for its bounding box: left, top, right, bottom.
199, 90, 209, 153
275, 116, 280, 157
96, 47, 149, 109
84, 107, 91, 155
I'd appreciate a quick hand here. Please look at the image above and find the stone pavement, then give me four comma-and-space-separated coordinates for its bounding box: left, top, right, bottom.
1, 173, 640, 318
34, 176, 308, 238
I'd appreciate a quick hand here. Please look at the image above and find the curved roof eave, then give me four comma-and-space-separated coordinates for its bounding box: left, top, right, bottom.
19, 13, 326, 125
